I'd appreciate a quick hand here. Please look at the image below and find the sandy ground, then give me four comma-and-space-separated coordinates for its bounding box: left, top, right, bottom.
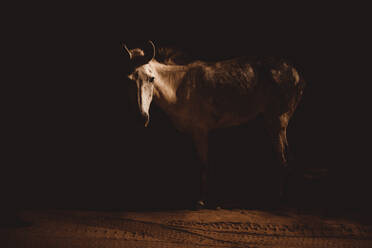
1, 209, 372, 248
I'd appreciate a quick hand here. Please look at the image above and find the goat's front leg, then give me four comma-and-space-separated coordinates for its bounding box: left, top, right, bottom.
192, 130, 209, 209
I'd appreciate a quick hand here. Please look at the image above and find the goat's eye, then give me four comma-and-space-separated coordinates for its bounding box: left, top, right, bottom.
149, 77, 155, 83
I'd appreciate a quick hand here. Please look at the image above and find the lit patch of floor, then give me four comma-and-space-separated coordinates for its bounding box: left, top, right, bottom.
1, 209, 372, 248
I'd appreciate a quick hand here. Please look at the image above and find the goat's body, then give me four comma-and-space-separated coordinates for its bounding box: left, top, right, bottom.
152, 57, 304, 134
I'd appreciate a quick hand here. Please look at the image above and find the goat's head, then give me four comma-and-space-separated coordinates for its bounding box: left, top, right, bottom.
122, 40, 156, 127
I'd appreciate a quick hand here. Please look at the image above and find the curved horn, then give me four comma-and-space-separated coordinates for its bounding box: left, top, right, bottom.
142, 40, 156, 64
122, 43, 132, 59
148, 40, 156, 60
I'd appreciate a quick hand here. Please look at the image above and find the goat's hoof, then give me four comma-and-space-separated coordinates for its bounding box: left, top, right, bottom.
195, 200, 206, 210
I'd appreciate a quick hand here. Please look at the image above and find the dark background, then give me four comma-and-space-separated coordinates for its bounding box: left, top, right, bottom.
3, 5, 371, 216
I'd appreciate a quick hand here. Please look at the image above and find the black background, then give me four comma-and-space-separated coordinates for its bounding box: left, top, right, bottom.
4, 5, 371, 214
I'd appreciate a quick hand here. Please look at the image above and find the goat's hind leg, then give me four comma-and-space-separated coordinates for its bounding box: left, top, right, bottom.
264, 113, 292, 203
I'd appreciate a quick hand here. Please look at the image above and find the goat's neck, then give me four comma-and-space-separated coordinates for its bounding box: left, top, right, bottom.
150, 60, 187, 107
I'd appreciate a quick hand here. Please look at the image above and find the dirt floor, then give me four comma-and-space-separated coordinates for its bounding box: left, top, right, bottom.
1, 209, 372, 248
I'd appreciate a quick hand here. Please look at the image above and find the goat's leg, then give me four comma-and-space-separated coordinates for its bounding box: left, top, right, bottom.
265, 113, 291, 203
191, 130, 209, 208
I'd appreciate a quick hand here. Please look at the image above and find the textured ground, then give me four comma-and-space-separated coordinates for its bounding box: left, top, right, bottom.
1, 209, 372, 248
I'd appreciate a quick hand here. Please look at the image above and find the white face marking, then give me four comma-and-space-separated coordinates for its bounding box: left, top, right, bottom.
128, 64, 156, 126
139, 82, 154, 120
